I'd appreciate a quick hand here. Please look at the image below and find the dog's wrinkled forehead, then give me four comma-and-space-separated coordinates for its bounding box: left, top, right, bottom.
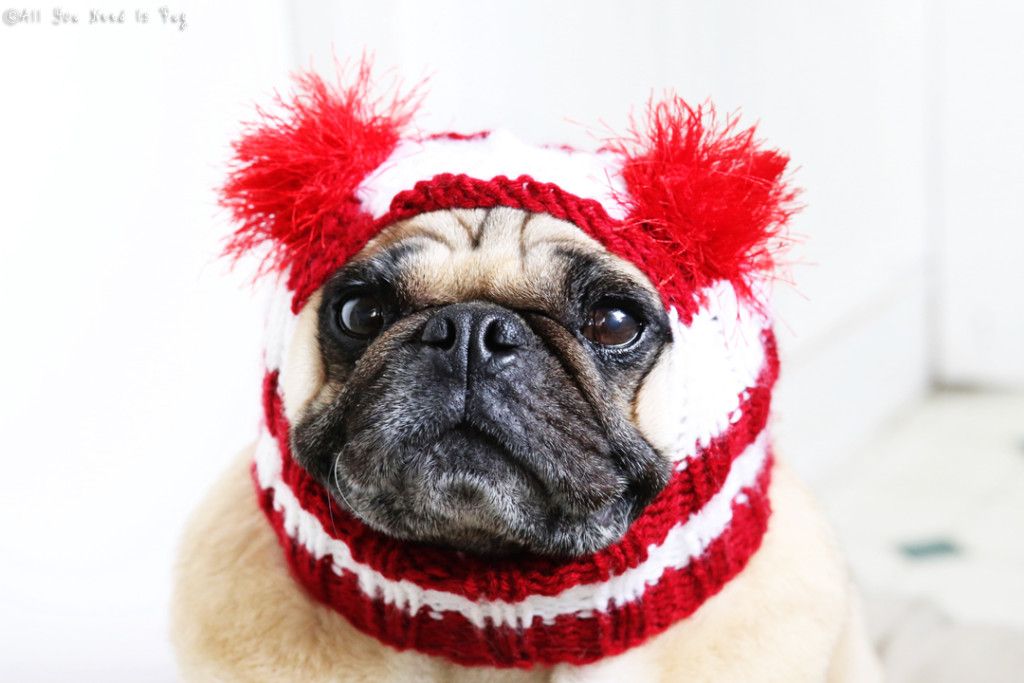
360, 206, 656, 308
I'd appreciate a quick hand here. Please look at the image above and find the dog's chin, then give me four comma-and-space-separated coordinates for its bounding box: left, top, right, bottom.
329, 425, 638, 558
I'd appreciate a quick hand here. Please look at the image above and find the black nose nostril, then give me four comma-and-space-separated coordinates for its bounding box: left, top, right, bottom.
421, 315, 455, 348
482, 318, 521, 354
420, 303, 526, 370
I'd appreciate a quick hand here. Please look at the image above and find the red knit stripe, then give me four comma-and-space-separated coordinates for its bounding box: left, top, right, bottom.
254, 455, 773, 668
292, 174, 740, 320
419, 130, 492, 142
378, 174, 694, 311
258, 330, 776, 601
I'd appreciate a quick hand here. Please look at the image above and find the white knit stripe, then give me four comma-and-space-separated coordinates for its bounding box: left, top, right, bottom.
253, 428, 282, 489
253, 427, 769, 629
262, 279, 300, 373
662, 281, 770, 465
355, 130, 629, 220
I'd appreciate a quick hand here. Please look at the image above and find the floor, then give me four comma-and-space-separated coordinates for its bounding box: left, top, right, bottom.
815, 391, 1024, 682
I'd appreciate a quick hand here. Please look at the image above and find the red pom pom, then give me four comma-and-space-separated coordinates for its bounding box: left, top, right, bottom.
609, 97, 798, 308
221, 59, 420, 309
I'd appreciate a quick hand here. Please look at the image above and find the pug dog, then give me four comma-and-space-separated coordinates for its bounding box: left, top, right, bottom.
171, 72, 880, 682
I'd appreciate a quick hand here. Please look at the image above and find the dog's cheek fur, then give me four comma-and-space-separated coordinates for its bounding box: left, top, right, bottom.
630, 345, 683, 454
281, 292, 327, 423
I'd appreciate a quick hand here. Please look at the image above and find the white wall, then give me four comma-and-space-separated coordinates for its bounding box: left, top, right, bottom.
933, 1, 1024, 388
0, 3, 290, 680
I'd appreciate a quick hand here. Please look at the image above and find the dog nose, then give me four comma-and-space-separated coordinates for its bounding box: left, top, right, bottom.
420, 302, 526, 372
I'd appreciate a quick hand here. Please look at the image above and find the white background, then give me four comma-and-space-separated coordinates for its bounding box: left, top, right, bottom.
0, 1, 1021, 679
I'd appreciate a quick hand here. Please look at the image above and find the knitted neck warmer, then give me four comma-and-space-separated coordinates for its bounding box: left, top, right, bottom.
253, 307, 776, 668
224, 71, 793, 669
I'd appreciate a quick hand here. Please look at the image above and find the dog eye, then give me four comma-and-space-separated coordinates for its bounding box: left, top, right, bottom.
581, 302, 642, 347
335, 293, 386, 340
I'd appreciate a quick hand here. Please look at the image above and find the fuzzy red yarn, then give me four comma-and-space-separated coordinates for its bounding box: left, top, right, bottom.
221, 62, 419, 312
221, 68, 796, 317
606, 98, 798, 307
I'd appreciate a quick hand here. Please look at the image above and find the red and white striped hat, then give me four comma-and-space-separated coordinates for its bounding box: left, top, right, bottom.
225, 65, 795, 668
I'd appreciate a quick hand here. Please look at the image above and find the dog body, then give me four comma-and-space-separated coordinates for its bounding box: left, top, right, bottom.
172, 207, 880, 681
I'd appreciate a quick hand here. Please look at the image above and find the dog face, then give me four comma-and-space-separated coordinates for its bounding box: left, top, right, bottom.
284, 206, 674, 557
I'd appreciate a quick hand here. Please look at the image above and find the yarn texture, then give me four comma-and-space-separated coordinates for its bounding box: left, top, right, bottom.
225, 68, 794, 669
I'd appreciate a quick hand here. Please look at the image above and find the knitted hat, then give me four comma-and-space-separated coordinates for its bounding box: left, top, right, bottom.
226, 66, 794, 668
